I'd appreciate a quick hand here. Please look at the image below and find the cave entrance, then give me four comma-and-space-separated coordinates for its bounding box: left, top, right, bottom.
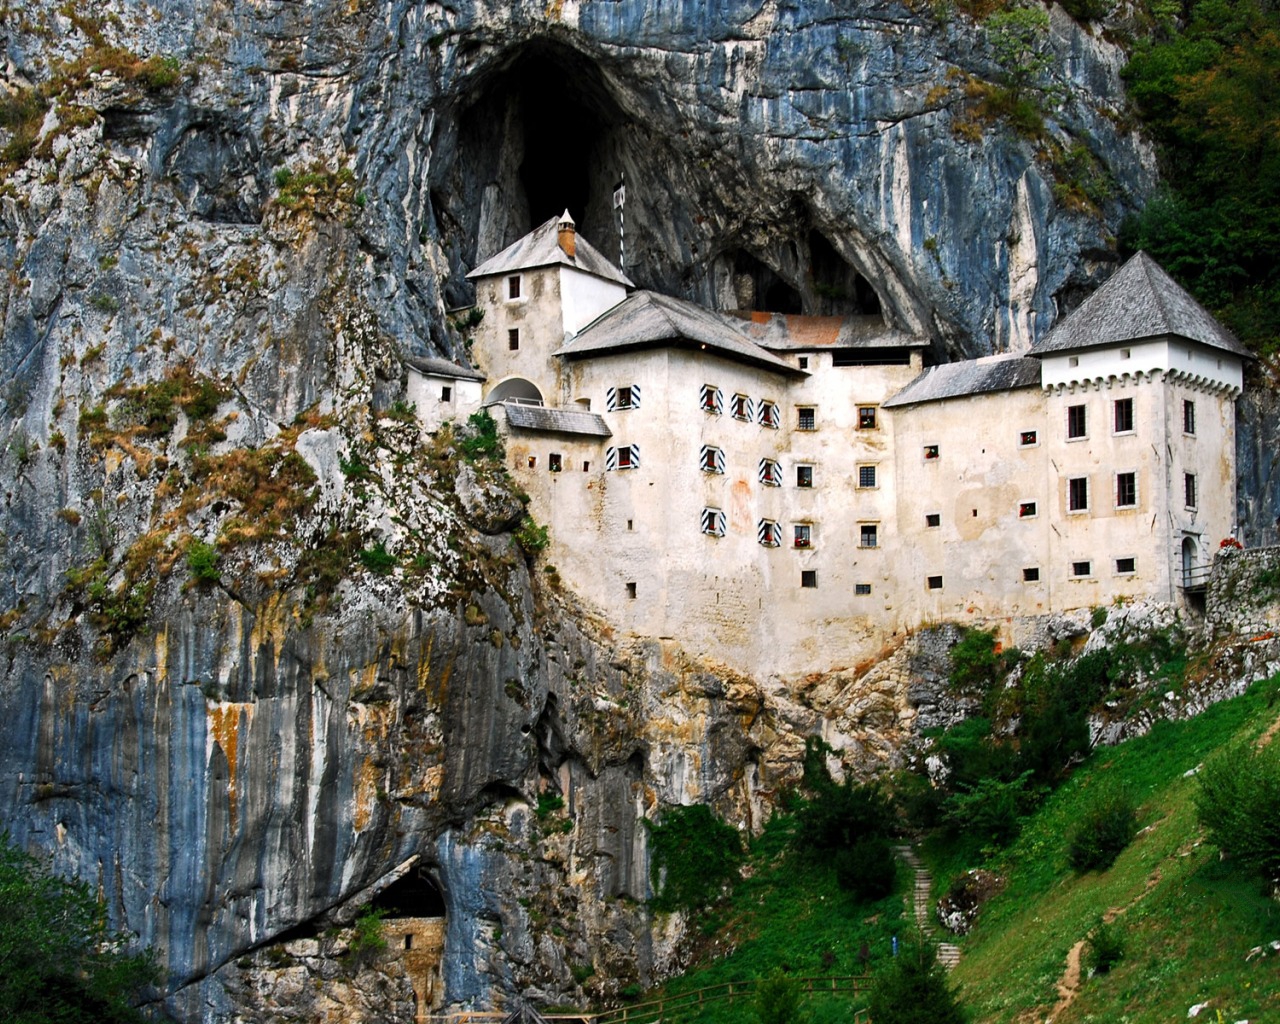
732, 250, 803, 315
808, 231, 881, 316
373, 869, 447, 1017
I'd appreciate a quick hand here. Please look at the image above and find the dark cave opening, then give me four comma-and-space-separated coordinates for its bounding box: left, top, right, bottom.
733, 250, 804, 314
809, 231, 881, 316
371, 869, 446, 919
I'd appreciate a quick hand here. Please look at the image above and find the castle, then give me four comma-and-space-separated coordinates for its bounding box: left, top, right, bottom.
409, 213, 1248, 679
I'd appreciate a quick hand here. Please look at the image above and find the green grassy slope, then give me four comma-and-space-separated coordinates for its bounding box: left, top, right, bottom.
633, 673, 1280, 1024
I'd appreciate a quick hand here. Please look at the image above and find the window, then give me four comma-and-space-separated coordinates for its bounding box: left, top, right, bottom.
1069, 355, 1079, 368
1023, 567, 1040, 582
700, 445, 725, 474
797, 406, 816, 431
701, 507, 726, 537
798, 356, 810, 370
923, 444, 940, 461
1184, 472, 1197, 509
1116, 556, 1136, 574
1116, 471, 1137, 508
1113, 397, 1134, 433
801, 570, 818, 588
1120, 347, 1131, 360
549, 453, 562, 472
625, 581, 637, 599
626, 520, 633, 531
758, 519, 782, 547
507, 275, 521, 300
582, 461, 590, 472
855, 583, 872, 596
508, 328, 520, 351
858, 406, 877, 430
758, 400, 780, 429
759, 458, 783, 487
925, 513, 941, 528
859, 523, 878, 548
527, 456, 537, 469
700, 384, 722, 414
794, 524, 812, 548
1071, 560, 1093, 578
607, 385, 640, 411
927, 575, 943, 590
731, 393, 753, 421
1183, 399, 1196, 435
1018, 501, 1037, 519
440, 385, 452, 402
607, 445, 639, 470
796, 465, 814, 488
1067, 404, 1087, 439
1068, 476, 1089, 512
1019, 429, 1038, 447
857, 464, 877, 489
405, 934, 414, 950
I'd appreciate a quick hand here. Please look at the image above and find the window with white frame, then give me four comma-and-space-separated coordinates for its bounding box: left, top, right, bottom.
857, 464, 877, 489
794, 524, 812, 548
1115, 556, 1136, 575
1116, 471, 1137, 508
1070, 559, 1093, 578
1019, 501, 1038, 519
700, 384, 723, 414
606, 445, 640, 471
758, 519, 782, 547
923, 444, 940, 461
700, 445, 726, 474
925, 512, 941, 528
758, 400, 780, 429
701, 507, 726, 537
759, 458, 782, 487
1113, 397, 1134, 434
1068, 476, 1089, 512
1019, 429, 1038, 447
607, 385, 640, 411
854, 583, 872, 596
796, 464, 814, 488
1067, 403, 1087, 439
730, 393, 753, 421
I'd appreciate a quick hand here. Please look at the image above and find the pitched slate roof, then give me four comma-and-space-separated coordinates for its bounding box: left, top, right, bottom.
735, 311, 928, 351
466, 216, 634, 288
556, 291, 805, 377
403, 354, 485, 381
1030, 251, 1249, 358
882, 353, 1042, 408
499, 403, 612, 438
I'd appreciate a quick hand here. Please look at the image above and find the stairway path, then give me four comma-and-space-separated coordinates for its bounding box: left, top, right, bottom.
893, 845, 961, 969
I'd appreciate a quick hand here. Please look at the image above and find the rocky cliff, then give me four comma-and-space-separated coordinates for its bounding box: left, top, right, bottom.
0, 1, 1275, 1020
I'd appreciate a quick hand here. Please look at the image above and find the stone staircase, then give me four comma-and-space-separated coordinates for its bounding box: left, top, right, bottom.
894, 845, 961, 969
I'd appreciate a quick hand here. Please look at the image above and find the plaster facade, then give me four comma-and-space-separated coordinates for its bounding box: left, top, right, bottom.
431, 221, 1246, 680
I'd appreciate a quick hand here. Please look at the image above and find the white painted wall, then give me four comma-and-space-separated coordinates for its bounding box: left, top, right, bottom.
406, 370, 482, 434
559, 266, 627, 336
1040, 337, 1243, 394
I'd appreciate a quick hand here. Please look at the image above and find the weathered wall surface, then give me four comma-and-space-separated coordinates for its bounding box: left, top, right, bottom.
0, 1, 1275, 1021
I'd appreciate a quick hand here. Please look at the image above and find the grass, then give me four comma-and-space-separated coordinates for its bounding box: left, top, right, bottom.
946, 671, 1280, 1023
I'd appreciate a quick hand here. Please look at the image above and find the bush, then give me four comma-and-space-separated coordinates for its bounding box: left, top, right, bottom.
1067, 790, 1137, 872
358, 541, 396, 575
1195, 739, 1280, 885
944, 772, 1038, 849
755, 969, 805, 1024
1084, 919, 1124, 975
186, 539, 220, 584
834, 836, 898, 903
867, 939, 968, 1024
459, 409, 501, 461
346, 908, 387, 968
645, 804, 743, 913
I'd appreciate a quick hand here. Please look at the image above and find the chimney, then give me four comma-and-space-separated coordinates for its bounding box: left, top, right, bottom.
557, 209, 576, 259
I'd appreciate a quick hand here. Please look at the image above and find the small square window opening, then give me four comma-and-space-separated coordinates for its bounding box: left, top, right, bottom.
923, 444, 940, 460
440, 385, 452, 402
1069, 355, 1080, 367
1019, 501, 1037, 518
1120, 348, 1131, 360
925, 513, 941, 528
527, 456, 537, 469
1116, 557, 1136, 574
625, 582, 637, 599
1023, 567, 1040, 582
854, 583, 872, 596
796, 465, 814, 488
798, 356, 810, 370
927, 575, 943, 590
1071, 560, 1093, 577
1019, 429, 1038, 447
859, 523, 878, 548
801, 570, 818, 588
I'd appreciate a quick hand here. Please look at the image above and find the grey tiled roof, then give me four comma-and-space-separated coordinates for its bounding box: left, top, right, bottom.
500, 403, 612, 438
556, 291, 805, 377
467, 217, 634, 288
733, 311, 928, 351
404, 354, 485, 381
1030, 251, 1249, 358
882, 354, 1042, 408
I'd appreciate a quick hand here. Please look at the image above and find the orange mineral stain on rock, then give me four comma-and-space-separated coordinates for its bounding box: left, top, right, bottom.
353, 758, 381, 832
207, 701, 254, 833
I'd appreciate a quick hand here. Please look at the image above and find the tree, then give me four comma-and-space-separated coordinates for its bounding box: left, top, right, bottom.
867, 939, 967, 1024
1195, 739, 1280, 885
755, 969, 806, 1024
0, 836, 157, 1024
985, 6, 1056, 101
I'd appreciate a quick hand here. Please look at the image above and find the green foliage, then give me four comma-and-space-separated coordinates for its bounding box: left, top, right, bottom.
458, 409, 501, 461
385, 399, 416, 423
833, 836, 898, 902
755, 970, 806, 1024
645, 804, 743, 913
0, 835, 158, 1023
535, 793, 565, 819
944, 771, 1039, 849
794, 739, 895, 855
514, 515, 549, 557
1066, 789, 1137, 872
346, 908, 387, 968
867, 939, 968, 1024
448, 306, 485, 334
1083, 919, 1125, 974
1195, 737, 1280, 884
949, 628, 1018, 693
1121, 0, 1280, 353
133, 54, 181, 90
185, 539, 220, 584
984, 5, 1056, 101
358, 541, 396, 575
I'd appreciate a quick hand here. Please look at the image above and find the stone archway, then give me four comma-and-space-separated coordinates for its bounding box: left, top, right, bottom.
486, 376, 544, 406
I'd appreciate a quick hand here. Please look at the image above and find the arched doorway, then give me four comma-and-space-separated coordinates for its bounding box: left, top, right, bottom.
1181, 536, 1197, 587
486, 377, 544, 406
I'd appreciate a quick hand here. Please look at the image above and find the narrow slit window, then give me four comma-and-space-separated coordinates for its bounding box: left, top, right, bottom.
508, 328, 520, 351
1184, 472, 1197, 509
625, 581, 637, 599
1183, 399, 1196, 435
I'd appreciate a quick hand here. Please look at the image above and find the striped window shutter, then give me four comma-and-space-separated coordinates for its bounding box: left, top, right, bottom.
700, 384, 722, 414
606, 446, 618, 470
630, 384, 641, 409
606, 385, 641, 411
606, 387, 618, 411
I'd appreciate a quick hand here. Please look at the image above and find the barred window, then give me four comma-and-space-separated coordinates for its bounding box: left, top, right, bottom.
859, 523, 878, 548
857, 465, 877, 489
797, 406, 816, 431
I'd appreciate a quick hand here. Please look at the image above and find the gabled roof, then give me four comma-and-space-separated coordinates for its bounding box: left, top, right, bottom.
404, 354, 485, 381
466, 216, 634, 288
1030, 251, 1250, 358
882, 353, 1042, 409
555, 291, 806, 377
735, 311, 928, 352
499, 403, 612, 438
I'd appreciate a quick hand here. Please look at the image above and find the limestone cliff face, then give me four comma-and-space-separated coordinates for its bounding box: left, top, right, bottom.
0, 1, 1275, 1020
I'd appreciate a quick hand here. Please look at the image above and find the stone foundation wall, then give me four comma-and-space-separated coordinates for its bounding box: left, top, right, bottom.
1207, 545, 1280, 636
